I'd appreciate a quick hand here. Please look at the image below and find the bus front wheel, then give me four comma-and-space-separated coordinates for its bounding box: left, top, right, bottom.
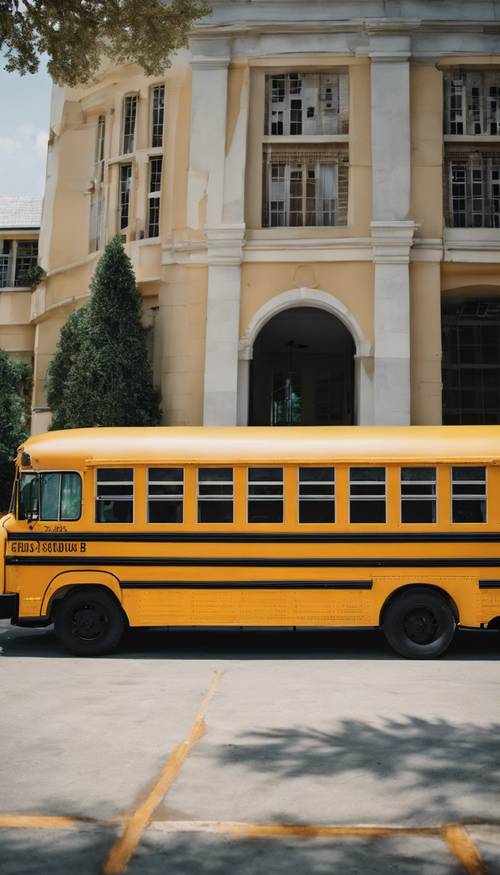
54, 588, 125, 656
383, 588, 456, 659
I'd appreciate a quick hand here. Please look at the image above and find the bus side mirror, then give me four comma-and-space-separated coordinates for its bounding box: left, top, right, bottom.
27, 498, 39, 523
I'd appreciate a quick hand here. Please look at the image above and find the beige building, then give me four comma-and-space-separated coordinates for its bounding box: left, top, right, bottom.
12, 0, 500, 433
0, 197, 40, 371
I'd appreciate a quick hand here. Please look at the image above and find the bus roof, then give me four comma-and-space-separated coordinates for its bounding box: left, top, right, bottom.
19, 426, 500, 468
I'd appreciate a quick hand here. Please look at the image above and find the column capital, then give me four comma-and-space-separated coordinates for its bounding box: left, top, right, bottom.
368, 33, 412, 62
371, 220, 418, 264
189, 37, 231, 69
206, 224, 246, 266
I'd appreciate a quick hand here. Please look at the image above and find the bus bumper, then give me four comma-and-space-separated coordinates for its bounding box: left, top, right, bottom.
0, 593, 18, 621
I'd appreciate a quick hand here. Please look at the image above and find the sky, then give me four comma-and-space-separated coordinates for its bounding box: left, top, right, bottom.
0, 58, 52, 198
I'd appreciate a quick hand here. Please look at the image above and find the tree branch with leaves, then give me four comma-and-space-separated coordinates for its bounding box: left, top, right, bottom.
0, 0, 210, 86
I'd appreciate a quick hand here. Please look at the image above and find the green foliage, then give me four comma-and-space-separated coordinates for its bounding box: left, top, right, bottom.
0, 348, 29, 512
1, 0, 210, 86
48, 236, 161, 429
19, 264, 45, 289
46, 305, 89, 430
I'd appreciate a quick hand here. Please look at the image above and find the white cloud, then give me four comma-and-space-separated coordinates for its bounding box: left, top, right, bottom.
0, 123, 48, 197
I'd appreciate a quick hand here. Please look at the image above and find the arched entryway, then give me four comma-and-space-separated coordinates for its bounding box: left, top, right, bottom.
249, 307, 356, 426
442, 295, 500, 424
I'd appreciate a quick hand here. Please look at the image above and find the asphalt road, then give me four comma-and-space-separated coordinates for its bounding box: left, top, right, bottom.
0, 621, 499, 875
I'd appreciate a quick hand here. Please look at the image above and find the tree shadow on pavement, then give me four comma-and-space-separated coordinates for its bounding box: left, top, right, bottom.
215, 716, 500, 825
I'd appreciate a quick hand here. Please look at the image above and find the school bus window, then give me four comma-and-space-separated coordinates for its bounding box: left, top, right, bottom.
148, 468, 183, 523
198, 468, 233, 523
452, 466, 486, 523
96, 468, 133, 523
248, 467, 283, 523
299, 467, 335, 523
401, 467, 436, 524
350, 467, 386, 523
18, 472, 38, 519
19, 471, 81, 521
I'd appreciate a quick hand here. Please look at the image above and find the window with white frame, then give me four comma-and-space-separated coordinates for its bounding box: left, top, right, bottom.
198, 468, 234, 523
147, 156, 162, 237
444, 70, 500, 136
445, 150, 500, 228
265, 72, 349, 136
89, 114, 106, 252
444, 70, 500, 228
0, 238, 38, 289
151, 85, 165, 148
119, 164, 132, 231
148, 467, 183, 523
122, 94, 138, 154
262, 69, 349, 229
263, 147, 347, 227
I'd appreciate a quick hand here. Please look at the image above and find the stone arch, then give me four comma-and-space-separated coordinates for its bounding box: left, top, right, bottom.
237, 288, 373, 425
239, 287, 372, 359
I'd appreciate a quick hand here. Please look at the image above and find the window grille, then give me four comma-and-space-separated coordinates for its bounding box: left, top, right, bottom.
198, 468, 233, 523
96, 468, 134, 523
263, 145, 348, 227
265, 72, 349, 136
151, 85, 165, 147
350, 468, 386, 524
14, 241, 38, 286
299, 467, 335, 523
444, 70, 500, 136
401, 468, 437, 524
89, 115, 106, 252
452, 466, 486, 523
119, 164, 132, 230
147, 156, 162, 238
148, 468, 183, 523
442, 297, 500, 424
248, 468, 283, 523
445, 149, 500, 228
0, 239, 12, 288
122, 95, 137, 154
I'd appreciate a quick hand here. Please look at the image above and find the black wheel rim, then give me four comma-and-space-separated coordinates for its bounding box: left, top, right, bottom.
403, 607, 439, 645
71, 601, 109, 641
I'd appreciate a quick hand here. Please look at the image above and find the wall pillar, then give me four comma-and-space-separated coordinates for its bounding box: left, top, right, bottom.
370, 36, 416, 425
187, 38, 249, 426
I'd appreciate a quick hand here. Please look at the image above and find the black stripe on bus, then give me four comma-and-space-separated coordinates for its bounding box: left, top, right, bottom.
479, 580, 500, 589
120, 580, 373, 590
8, 531, 500, 544
6, 556, 500, 568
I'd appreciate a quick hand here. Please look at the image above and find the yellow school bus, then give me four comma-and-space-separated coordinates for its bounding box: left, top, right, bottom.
1, 425, 500, 658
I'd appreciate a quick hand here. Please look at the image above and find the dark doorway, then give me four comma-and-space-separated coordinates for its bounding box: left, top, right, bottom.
249, 307, 355, 426
442, 296, 500, 424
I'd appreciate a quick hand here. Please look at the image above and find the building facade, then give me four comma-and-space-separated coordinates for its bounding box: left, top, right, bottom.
18, 0, 500, 433
0, 197, 41, 376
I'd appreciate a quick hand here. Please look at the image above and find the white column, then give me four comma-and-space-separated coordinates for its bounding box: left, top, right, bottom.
203, 227, 245, 425
187, 39, 250, 426
187, 39, 231, 230
370, 36, 416, 425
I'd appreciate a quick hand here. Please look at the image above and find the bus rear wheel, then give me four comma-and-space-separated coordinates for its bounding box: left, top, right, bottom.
54, 588, 125, 656
383, 588, 456, 659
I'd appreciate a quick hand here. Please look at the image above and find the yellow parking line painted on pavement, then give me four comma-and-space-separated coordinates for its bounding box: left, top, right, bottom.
442, 825, 490, 875
147, 820, 440, 838
102, 670, 224, 875
0, 814, 104, 830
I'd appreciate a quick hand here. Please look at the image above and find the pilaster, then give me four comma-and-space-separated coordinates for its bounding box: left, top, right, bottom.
203, 226, 245, 425
369, 35, 414, 425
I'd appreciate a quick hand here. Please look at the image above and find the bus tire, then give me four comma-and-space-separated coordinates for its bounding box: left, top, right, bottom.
383, 588, 456, 659
54, 587, 125, 656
